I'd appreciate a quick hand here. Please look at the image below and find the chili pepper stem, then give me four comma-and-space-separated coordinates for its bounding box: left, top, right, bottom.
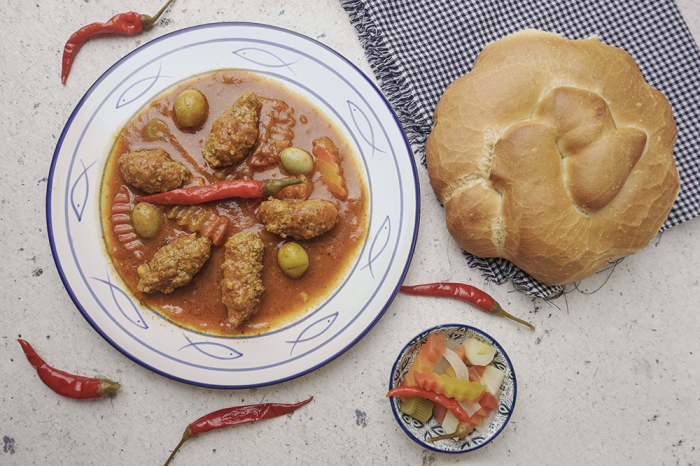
162, 427, 194, 466
428, 422, 470, 443
491, 301, 536, 330
260, 176, 306, 196
141, 0, 176, 28
96, 379, 122, 396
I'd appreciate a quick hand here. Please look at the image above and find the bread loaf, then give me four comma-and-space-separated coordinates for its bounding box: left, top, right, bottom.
426, 30, 680, 286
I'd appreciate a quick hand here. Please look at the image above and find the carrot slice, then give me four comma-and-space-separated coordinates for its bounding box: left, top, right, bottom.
468, 365, 487, 382
454, 345, 467, 364
111, 186, 144, 259
312, 136, 348, 200
432, 402, 448, 424
413, 371, 444, 395
400, 333, 447, 401
417, 333, 446, 370
166, 205, 229, 246
478, 391, 499, 412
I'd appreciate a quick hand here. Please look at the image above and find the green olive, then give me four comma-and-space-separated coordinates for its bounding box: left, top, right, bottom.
173, 89, 208, 129
277, 242, 309, 278
144, 118, 169, 141
137, 264, 150, 278
280, 147, 314, 176
132, 202, 163, 239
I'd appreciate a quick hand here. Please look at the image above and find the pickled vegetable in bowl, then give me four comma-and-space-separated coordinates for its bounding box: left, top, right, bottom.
388, 324, 517, 454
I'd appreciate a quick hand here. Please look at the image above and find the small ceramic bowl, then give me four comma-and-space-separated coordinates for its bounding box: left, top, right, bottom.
388, 324, 517, 453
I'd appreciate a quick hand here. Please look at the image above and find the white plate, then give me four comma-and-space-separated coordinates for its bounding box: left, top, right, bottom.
47, 23, 419, 388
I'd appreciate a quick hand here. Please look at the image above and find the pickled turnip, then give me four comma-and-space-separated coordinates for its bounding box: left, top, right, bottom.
463, 338, 496, 366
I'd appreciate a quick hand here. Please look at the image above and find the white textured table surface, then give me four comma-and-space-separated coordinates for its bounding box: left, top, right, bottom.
2, 1, 699, 465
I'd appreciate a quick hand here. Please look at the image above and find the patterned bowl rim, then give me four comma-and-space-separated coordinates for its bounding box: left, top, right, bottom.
388, 324, 517, 454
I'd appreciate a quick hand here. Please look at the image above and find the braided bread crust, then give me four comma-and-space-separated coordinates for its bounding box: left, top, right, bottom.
426, 30, 680, 286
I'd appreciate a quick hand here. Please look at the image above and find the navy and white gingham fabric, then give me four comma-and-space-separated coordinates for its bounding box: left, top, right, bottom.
341, 0, 700, 299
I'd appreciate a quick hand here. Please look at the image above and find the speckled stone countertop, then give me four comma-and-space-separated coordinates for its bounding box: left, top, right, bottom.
2, 1, 699, 465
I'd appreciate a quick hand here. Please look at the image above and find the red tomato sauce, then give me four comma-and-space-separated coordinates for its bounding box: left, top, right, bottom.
100, 70, 368, 337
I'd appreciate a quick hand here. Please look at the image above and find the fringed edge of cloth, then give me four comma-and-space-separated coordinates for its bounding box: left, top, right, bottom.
340, 0, 433, 164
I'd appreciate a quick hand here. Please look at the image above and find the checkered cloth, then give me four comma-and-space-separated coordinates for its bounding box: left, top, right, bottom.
341, 0, 700, 299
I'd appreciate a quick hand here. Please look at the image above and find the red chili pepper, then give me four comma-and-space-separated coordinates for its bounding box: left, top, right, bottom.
61, 0, 176, 84
400, 283, 535, 330
17, 339, 120, 399
386, 386, 470, 423
163, 396, 313, 466
137, 177, 306, 205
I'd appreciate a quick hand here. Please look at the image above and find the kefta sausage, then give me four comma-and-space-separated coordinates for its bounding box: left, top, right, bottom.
257, 198, 339, 240
118, 149, 190, 194
220, 232, 265, 326
203, 92, 262, 168
137, 234, 212, 294
101, 69, 369, 337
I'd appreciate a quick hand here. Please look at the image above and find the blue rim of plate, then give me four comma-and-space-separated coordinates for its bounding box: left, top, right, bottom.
47, 22, 420, 388
388, 324, 517, 453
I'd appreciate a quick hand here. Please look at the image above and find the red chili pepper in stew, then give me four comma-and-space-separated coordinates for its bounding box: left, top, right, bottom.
61, 0, 176, 84
400, 283, 535, 330
17, 339, 121, 399
163, 396, 313, 466
386, 386, 471, 423
137, 177, 306, 205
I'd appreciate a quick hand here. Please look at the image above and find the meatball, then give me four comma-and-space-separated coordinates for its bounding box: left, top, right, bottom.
257, 198, 339, 240
137, 234, 212, 294
203, 92, 262, 168
220, 232, 265, 327
118, 149, 190, 194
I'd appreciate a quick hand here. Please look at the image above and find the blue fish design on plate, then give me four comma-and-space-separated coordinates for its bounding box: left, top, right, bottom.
116, 63, 170, 109
232, 47, 300, 76
70, 160, 96, 222
179, 334, 243, 361
347, 101, 385, 156
361, 215, 391, 279
286, 312, 338, 357
92, 275, 148, 330
48, 23, 418, 389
